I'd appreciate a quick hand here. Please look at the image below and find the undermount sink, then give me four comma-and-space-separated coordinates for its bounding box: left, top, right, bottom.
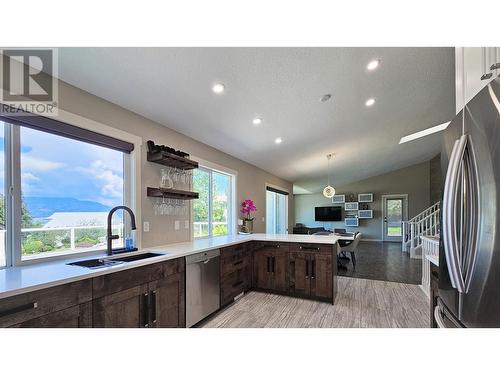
112, 252, 163, 262
67, 258, 123, 269
68, 252, 164, 269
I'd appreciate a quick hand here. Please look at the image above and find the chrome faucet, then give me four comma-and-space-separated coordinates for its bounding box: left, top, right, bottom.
107, 205, 137, 256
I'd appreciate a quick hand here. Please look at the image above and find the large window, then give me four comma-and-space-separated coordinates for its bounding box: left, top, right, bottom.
0, 115, 133, 266
193, 167, 232, 238
0, 122, 6, 267
19, 127, 125, 260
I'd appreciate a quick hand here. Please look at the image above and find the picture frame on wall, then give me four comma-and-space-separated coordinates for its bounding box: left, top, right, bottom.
332, 194, 345, 203
358, 210, 373, 219
345, 202, 358, 211
358, 193, 373, 202
345, 217, 359, 227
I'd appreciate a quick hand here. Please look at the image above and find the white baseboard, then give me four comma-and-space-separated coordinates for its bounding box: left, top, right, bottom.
360, 238, 383, 242
419, 284, 430, 298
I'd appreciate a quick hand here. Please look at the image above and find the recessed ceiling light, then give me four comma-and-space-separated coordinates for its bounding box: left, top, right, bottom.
212, 83, 225, 94
320, 94, 332, 102
365, 98, 376, 107
399, 122, 451, 144
367, 59, 380, 71
252, 118, 263, 126
274, 137, 282, 144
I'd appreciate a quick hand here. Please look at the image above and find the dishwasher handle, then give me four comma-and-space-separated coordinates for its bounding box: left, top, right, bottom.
192, 257, 215, 265
186, 249, 221, 265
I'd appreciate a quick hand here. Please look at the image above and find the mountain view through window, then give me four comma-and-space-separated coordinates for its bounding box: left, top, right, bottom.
19, 127, 125, 259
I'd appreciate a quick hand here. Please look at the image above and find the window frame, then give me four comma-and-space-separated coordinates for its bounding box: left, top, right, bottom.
0, 108, 142, 267
192, 159, 236, 240
265, 184, 289, 235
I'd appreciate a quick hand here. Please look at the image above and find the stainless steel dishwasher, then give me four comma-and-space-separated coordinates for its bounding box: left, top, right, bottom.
185, 249, 220, 327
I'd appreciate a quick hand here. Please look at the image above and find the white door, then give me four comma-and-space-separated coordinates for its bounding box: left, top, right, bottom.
381, 195, 408, 242
266, 188, 288, 234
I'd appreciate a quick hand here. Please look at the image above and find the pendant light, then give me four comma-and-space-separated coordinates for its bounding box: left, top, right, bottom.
323, 154, 336, 198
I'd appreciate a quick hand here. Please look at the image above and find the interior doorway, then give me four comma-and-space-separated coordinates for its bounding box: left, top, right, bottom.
381, 194, 408, 242
266, 186, 288, 234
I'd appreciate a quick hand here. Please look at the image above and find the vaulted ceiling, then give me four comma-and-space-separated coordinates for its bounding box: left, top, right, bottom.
55, 47, 455, 193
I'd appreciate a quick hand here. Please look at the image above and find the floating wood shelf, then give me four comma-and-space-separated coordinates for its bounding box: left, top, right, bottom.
147, 151, 199, 170
147, 187, 199, 200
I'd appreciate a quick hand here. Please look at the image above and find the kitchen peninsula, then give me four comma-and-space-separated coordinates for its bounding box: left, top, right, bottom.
0, 233, 348, 328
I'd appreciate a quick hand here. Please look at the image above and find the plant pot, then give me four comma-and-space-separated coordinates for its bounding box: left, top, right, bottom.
243, 219, 254, 233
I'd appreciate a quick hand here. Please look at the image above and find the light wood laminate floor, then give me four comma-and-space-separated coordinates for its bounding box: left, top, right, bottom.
201, 277, 429, 328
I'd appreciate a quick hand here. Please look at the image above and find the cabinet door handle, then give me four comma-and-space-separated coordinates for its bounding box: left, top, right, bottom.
142, 292, 149, 328
151, 290, 157, 324
300, 246, 320, 251
305, 259, 309, 279
267, 256, 271, 273
272, 256, 276, 273
311, 259, 316, 279
0, 301, 38, 318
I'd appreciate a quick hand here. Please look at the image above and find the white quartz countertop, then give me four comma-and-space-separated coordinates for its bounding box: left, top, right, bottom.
0, 233, 347, 299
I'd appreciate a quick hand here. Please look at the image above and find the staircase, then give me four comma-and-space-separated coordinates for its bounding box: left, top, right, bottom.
402, 201, 440, 259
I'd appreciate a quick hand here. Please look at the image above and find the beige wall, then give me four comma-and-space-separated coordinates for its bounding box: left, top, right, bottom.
294, 161, 431, 240
53, 81, 293, 248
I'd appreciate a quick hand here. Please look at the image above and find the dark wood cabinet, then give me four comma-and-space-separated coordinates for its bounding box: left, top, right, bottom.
149, 271, 185, 328
1, 279, 92, 328
92, 262, 164, 299
289, 251, 311, 297
272, 250, 289, 292
93, 284, 149, 328
253, 247, 273, 290
311, 252, 333, 300
253, 243, 289, 292
288, 243, 334, 303
10, 302, 92, 328
220, 243, 252, 307
93, 258, 185, 328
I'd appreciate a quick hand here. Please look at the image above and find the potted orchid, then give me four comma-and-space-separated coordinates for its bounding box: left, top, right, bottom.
240, 199, 257, 233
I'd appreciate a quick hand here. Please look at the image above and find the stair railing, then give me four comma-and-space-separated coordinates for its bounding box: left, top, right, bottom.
401, 201, 440, 258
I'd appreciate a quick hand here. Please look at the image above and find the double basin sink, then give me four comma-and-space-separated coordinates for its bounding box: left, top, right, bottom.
68, 252, 164, 269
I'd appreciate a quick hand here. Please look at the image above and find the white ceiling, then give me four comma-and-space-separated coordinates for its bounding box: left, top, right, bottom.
55, 48, 455, 193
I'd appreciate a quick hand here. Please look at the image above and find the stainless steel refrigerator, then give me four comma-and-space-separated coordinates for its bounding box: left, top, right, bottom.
436, 76, 500, 328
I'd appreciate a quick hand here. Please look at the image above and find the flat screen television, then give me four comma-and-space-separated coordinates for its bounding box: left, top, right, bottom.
315, 206, 342, 221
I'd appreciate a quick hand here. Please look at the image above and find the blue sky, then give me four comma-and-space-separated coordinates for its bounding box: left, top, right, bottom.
0, 123, 124, 207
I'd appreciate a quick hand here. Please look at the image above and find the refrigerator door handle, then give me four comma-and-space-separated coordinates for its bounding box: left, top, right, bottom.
443, 136, 467, 292
462, 136, 481, 293
434, 306, 447, 328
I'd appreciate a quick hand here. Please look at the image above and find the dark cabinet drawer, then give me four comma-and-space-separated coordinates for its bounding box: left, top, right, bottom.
221, 244, 251, 306
0, 279, 92, 328
257, 242, 290, 251
221, 254, 250, 277
290, 242, 333, 254
164, 257, 185, 277
221, 268, 250, 306
221, 243, 249, 262
10, 302, 92, 328
93, 259, 182, 299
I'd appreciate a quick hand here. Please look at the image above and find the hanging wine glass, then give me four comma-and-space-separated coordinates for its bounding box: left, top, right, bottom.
160, 168, 173, 189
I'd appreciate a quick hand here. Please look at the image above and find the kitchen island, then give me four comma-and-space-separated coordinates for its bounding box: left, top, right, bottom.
0, 233, 348, 328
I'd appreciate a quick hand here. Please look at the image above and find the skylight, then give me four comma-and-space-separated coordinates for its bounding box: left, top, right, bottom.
399, 122, 451, 144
